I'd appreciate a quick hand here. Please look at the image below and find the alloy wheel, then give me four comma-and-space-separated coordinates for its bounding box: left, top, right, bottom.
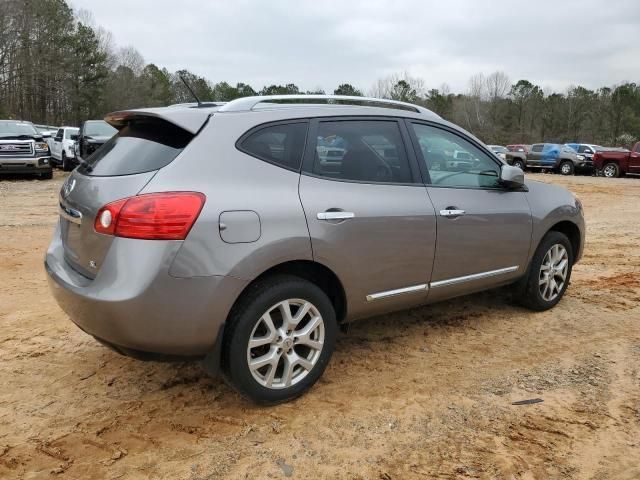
561, 163, 571, 174
603, 164, 616, 178
539, 244, 569, 302
247, 299, 325, 389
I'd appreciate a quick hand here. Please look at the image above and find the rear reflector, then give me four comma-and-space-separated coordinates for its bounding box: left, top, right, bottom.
94, 192, 206, 240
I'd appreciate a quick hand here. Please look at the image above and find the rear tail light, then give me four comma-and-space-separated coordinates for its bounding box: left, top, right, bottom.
94, 192, 206, 240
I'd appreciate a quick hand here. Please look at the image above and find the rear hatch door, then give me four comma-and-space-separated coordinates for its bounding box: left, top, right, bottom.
58, 110, 208, 278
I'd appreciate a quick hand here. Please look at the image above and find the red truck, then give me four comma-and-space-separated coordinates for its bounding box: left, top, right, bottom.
593, 142, 640, 177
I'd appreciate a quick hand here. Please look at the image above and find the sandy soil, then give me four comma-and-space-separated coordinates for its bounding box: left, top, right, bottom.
1, 171, 639, 479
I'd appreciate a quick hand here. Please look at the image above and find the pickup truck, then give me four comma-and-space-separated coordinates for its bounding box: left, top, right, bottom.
0, 120, 53, 179
593, 142, 640, 177
74, 120, 117, 162
505, 143, 585, 175
51, 126, 79, 171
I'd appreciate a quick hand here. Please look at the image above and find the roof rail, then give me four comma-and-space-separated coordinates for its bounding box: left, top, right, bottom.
217, 94, 433, 115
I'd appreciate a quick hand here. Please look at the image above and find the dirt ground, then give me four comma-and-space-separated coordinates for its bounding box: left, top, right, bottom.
1, 170, 639, 480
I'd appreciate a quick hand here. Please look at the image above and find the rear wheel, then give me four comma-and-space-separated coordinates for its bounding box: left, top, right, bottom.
512, 159, 525, 170
559, 161, 574, 176
602, 162, 619, 178
222, 275, 337, 404
518, 231, 573, 311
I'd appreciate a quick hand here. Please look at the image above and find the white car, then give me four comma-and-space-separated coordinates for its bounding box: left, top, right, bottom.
51, 126, 79, 171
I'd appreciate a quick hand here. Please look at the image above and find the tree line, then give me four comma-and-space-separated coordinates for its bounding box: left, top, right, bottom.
1, 0, 639, 148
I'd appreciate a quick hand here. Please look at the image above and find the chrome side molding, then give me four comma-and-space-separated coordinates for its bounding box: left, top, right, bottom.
366, 283, 428, 302
365, 266, 519, 302
430, 266, 519, 288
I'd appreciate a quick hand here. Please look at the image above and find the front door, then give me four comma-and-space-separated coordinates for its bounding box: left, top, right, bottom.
299, 118, 437, 320
629, 143, 640, 174
52, 128, 63, 159
407, 121, 532, 302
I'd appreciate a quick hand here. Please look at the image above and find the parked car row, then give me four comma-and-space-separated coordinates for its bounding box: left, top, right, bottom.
0, 118, 117, 178
486, 141, 638, 177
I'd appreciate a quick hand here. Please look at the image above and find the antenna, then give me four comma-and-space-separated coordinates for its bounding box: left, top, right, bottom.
179, 75, 202, 106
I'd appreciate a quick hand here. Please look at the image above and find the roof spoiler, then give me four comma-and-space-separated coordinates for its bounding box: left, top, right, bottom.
104, 106, 214, 134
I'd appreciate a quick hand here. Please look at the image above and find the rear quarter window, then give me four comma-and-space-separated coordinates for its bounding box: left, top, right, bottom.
237, 122, 308, 172
78, 118, 193, 177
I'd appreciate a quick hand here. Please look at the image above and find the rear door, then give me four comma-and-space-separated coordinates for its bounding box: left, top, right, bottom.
299, 117, 436, 320
406, 121, 532, 302
528, 144, 543, 167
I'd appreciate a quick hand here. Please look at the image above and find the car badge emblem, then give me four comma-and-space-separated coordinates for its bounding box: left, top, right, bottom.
62, 178, 76, 198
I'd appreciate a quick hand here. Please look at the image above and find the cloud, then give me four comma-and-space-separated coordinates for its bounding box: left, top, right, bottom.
72, 0, 640, 93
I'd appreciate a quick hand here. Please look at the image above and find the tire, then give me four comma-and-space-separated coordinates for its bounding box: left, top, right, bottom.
517, 231, 573, 311
222, 274, 337, 404
559, 161, 574, 176
61, 152, 71, 171
512, 159, 525, 170
602, 162, 620, 178
39, 170, 53, 180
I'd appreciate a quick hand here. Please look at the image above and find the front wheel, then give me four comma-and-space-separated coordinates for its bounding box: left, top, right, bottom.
517, 231, 573, 311
62, 152, 71, 171
602, 162, 620, 178
559, 161, 574, 176
222, 275, 337, 404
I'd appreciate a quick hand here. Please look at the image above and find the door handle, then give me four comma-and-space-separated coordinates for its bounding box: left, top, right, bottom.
439, 209, 465, 218
317, 211, 355, 221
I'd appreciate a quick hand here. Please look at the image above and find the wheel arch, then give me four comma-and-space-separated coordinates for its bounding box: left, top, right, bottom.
204, 259, 347, 377
547, 220, 581, 261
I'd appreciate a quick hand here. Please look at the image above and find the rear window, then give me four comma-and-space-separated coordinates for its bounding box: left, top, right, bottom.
78, 118, 193, 176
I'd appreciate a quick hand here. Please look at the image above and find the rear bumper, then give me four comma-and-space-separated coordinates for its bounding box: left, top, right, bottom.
0, 156, 52, 174
45, 221, 248, 356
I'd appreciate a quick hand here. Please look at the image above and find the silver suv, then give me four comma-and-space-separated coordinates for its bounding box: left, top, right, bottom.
46, 95, 585, 403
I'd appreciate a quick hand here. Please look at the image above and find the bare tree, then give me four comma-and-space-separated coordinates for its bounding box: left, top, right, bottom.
485, 71, 510, 101
116, 46, 145, 75
369, 72, 424, 100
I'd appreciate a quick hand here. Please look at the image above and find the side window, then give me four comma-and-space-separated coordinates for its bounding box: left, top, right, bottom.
55, 129, 63, 141
634, 144, 640, 153
410, 123, 501, 189
531, 144, 543, 153
239, 122, 307, 171
311, 120, 413, 184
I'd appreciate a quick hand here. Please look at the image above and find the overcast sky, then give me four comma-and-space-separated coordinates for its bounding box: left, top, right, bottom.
72, 0, 640, 94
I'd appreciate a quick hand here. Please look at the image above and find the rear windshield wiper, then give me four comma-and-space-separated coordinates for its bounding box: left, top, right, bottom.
77, 157, 93, 173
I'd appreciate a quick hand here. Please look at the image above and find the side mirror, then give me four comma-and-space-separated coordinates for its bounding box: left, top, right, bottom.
500, 165, 525, 189
70, 134, 78, 141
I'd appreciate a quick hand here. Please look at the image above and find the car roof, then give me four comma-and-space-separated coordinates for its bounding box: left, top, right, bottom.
106, 95, 443, 135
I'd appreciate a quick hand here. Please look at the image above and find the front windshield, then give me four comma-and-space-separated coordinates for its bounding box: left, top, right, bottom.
85, 121, 117, 137
0, 121, 38, 137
